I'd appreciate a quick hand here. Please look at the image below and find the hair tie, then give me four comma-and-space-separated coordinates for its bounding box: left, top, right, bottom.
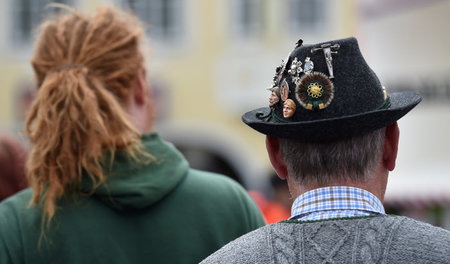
54, 64, 87, 72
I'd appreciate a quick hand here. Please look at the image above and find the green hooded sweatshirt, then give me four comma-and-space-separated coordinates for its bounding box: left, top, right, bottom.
0, 133, 265, 264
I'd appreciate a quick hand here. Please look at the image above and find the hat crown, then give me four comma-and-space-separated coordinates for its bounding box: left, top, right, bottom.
242, 36, 421, 141
273, 37, 385, 122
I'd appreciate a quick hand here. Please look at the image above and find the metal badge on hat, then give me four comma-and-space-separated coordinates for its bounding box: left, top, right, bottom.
292, 43, 340, 111
288, 57, 303, 84
303, 57, 314, 74
280, 79, 290, 101
311, 43, 340, 79
273, 40, 303, 87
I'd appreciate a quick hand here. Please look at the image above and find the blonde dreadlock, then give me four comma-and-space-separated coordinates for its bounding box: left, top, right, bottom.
26, 6, 147, 227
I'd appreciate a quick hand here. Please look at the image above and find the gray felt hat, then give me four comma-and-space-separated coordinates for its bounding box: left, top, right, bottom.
242, 37, 422, 142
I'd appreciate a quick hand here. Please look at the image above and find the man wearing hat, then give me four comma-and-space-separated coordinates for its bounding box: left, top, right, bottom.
201, 37, 450, 263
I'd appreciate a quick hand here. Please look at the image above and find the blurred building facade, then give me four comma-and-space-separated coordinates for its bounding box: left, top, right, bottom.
0, 0, 355, 190
0, 0, 449, 228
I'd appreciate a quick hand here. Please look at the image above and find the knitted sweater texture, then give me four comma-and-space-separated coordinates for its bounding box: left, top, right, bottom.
201, 215, 450, 264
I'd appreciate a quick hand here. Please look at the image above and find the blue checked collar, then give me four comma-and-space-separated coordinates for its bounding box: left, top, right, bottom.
290, 186, 385, 221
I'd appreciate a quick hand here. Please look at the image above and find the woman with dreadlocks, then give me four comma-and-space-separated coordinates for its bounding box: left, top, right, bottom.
0, 6, 264, 264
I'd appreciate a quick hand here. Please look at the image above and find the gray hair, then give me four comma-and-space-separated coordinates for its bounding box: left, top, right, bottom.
278, 128, 386, 186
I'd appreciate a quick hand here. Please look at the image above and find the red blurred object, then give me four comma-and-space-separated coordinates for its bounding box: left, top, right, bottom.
0, 133, 28, 201
249, 190, 291, 224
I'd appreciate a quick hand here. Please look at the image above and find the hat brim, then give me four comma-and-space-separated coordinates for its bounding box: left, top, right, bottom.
242, 92, 422, 142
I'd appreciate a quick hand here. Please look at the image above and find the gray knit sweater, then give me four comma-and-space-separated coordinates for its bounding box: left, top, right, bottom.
201, 215, 450, 263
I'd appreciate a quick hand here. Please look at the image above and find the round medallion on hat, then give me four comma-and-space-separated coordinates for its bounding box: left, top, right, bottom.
295, 72, 334, 110
280, 79, 290, 101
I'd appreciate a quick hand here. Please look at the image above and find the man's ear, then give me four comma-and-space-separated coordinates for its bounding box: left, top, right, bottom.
266, 136, 288, 180
383, 122, 400, 171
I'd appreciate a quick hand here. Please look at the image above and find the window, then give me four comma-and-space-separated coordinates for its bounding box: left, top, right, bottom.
231, 0, 265, 38
288, 0, 326, 32
121, 0, 184, 41
10, 0, 73, 46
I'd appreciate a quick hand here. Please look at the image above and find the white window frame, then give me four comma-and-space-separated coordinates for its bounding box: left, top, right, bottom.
288, 0, 328, 33
230, 0, 265, 39
119, 0, 185, 43
6, 0, 74, 51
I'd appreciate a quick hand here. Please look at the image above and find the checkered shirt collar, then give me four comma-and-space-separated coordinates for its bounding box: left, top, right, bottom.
290, 186, 385, 221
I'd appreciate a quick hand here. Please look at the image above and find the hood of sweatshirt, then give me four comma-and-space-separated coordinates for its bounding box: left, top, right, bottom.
82, 133, 189, 211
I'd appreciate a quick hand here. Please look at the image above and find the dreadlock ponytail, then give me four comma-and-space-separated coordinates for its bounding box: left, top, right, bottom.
26, 6, 146, 227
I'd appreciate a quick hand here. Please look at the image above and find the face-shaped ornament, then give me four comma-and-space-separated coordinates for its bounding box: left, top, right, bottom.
283, 99, 296, 118
268, 87, 280, 107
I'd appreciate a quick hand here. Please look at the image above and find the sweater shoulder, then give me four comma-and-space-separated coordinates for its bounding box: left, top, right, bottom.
395, 215, 450, 237
200, 224, 274, 264
0, 189, 41, 236
185, 169, 244, 190
0, 189, 35, 221
176, 169, 266, 228
387, 216, 450, 262
0, 189, 40, 264
182, 169, 257, 207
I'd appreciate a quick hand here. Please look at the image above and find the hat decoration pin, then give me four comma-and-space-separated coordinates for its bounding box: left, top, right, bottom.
244, 37, 421, 142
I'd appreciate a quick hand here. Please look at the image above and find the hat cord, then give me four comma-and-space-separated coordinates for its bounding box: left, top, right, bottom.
256, 96, 391, 124
376, 96, 391, 110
